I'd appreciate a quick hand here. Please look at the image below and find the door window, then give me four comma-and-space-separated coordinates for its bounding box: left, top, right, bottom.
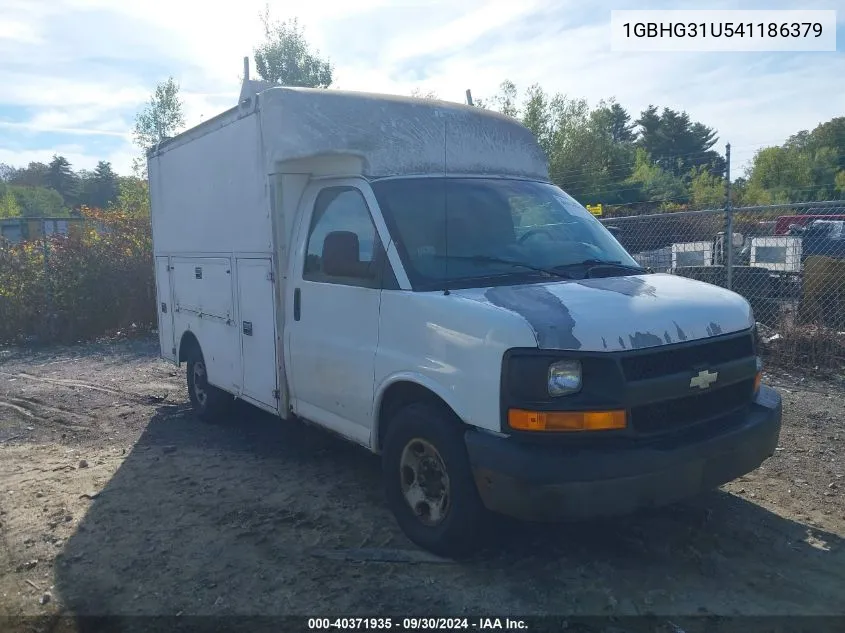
304, 187, 382, 288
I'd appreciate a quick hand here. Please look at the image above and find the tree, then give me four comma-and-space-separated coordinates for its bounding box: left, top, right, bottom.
7, 161, 49, 188
133, 77, 186, 151
624, 148, 688, 206
689, 167, 725, 208
0, 185, 21, 218
410, 88, 439, 100
809, 146, 840, 199
586, 99, 638, 194
594, 100, 637, 144
471, 96, 490, 109
254, 8, 332, 88
836, 170, 845, 195
114, 176, 150, 216
636, 106, 662, 155
12, 186, 67, 217
789, 117, 845, 174
76, 169, 93, 207
741, 145, 818, 204
545, 94, 637, 205
491, 80, 519, 118
47, 155, 80, 207
521, 84, 553, 154
87, 161, 120, 210
546, 96, 639, 204
743, 116, 845, 203
636, 106, 723, 177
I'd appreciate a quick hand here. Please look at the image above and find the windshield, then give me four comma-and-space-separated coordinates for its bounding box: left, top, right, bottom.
808, 220, 844, 239
370, 177, 639, 289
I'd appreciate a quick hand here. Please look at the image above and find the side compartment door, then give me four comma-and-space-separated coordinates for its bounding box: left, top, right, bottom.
285, 183, 387, 445
154, 256, 175, 361
171, 257, 241, 393
237, 257, 279, 410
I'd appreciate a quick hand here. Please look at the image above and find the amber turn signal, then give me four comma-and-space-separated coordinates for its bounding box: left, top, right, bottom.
508, 409, 627, 432
754, 371, 763, 395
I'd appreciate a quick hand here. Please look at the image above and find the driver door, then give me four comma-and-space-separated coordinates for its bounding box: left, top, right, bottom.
285, 181, 388, 446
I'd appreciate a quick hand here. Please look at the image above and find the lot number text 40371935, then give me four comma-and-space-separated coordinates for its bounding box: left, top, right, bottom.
307, 617, 529, 631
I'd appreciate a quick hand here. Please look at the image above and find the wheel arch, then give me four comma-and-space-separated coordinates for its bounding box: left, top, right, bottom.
372, 375, 467, 454
177, 330, 201, 365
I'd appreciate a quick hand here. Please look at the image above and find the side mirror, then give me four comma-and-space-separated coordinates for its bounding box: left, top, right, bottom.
322, 231, 368, 278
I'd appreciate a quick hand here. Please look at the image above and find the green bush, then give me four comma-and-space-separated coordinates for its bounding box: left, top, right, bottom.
0, 206, 155, 344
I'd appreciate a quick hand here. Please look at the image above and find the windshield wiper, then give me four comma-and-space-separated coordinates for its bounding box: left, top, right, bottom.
433, 254, 572, 279
554, 259, 649, 276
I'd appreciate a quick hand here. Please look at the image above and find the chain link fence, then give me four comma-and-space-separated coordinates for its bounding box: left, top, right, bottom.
601, 200, 845, 369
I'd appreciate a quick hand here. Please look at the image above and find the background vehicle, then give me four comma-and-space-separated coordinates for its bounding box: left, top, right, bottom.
774, 214, 845, 236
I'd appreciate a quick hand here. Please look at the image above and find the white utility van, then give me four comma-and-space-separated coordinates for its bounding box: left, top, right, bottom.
149, 75, 782, 556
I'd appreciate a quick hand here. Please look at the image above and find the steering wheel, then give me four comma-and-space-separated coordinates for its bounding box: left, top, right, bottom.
518, 227, 556, 244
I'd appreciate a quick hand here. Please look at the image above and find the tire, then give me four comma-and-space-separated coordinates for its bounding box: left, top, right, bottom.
185, 344, 232, 422
382, 402, 488, 558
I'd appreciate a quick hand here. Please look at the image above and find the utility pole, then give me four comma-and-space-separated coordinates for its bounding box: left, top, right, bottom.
724, 142, 733, 291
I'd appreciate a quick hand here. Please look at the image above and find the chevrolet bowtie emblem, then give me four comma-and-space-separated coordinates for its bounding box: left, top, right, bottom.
690, 369, 718, 390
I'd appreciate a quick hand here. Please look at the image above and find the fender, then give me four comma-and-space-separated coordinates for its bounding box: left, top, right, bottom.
175, 327, 226, 392
371, 371, 470, 450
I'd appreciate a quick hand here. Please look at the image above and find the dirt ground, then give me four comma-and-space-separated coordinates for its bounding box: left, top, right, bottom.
0, 335, 843, 631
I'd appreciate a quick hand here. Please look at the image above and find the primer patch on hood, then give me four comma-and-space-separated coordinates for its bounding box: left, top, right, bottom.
484, 285, 581, 349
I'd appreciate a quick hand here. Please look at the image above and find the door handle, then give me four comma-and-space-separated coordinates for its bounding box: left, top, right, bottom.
293, 288, 301, 321
243, 321, 253, 336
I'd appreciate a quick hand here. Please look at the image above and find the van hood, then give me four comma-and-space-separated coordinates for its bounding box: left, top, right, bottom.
451, 273, 754, 352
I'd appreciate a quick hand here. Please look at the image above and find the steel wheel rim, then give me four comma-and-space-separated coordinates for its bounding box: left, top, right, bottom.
399, 438, 451, 527
193, 360, 208, 407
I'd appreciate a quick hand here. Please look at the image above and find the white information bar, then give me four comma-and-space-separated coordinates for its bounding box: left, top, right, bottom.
610, 10, 837, 52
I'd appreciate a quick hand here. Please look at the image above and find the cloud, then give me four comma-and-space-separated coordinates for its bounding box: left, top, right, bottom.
0, 20, 43, 44
0, 120, 129, 138
0, 0, 843, 178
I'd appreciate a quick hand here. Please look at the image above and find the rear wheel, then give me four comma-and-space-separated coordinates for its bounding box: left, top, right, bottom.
185, 344, 232, 422
382, 402, 488, 558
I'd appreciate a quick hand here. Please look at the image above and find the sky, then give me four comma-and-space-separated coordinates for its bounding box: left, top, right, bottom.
0, 0, 843, 178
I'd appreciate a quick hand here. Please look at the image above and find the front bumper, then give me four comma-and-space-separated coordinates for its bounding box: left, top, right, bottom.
465, 385, 782, 522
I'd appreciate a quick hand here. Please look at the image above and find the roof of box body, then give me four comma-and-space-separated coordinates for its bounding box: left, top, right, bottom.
149, 86, 550, 181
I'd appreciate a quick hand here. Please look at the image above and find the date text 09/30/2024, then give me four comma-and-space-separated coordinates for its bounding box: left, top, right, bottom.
307, 618, 529, 631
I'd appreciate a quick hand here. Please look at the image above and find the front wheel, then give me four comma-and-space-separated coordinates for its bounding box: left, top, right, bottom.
185, 345, 232, 422
382, 402, 488, 558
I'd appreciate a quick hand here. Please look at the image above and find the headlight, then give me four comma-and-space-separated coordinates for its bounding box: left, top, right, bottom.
548, 360, 581, 397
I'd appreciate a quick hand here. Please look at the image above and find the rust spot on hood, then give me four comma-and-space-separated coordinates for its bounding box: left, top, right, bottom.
628, 331, 664, 349
707, 322, 723, 336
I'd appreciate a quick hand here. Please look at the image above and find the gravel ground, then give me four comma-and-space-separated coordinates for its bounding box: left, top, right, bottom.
0, 335, 843, 632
